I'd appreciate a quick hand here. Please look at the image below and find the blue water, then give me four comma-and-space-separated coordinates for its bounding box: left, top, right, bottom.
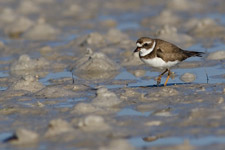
39, 71, 73, 85
0, 132, 13, 142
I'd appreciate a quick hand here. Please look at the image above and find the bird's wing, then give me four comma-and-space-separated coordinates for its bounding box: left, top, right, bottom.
156, 47, 188, 62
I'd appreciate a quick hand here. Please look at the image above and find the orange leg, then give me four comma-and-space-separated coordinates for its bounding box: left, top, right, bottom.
157, 69, 168, 86
164, 70, 171, 86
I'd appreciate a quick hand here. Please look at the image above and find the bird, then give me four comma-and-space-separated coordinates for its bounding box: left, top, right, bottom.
134, 37, 204, 86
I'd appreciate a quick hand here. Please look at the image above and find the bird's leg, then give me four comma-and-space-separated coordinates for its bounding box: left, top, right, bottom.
164, 70, 171, 86
157, 69, 168, 86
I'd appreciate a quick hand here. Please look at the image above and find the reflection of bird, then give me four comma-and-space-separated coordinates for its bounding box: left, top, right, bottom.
134, 37, 204, 86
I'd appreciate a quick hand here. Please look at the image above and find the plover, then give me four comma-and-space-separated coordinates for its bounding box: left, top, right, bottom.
134, 37, 204, 86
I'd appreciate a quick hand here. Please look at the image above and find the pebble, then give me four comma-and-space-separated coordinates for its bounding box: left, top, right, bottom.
132, 70, 146, 77
36, 101, 45, 107
217, 97, 224, 104
207, 50, 225, 60
180, 73, 196, 83
154, 111, 173, 117
143, 136, 158, 142
145, 121, 162, 126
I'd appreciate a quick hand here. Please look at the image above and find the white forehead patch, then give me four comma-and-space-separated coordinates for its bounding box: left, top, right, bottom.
146, 41, 152, 44
137, 41, 152, 47
137, 43, 142, 47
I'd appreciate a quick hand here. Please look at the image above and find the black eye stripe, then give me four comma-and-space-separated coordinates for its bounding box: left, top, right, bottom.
137, 42, 151, 47
143, 43, 148, 47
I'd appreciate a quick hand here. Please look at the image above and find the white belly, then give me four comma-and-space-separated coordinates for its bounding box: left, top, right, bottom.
141, 57, 179, 69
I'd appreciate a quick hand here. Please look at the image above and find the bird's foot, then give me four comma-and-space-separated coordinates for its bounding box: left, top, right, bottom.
157, 76, 161, 86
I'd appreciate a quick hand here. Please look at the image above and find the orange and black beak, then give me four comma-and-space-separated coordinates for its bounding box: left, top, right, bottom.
134, 47, 141, 53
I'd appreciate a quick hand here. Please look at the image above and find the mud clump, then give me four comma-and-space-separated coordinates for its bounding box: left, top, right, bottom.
71, 102, 104, 114
0, 8, 34, 38
23, 18, 60, 40
18, 0, 40, 14
122, 51, 143, 66
92, 87, 121, 107
189, 18, 225, 38
10, 75, 44, 92
143, 10, 181, 26
10, 54, 49, 72
155, 25, 193, 46
77, 115, 110, 132
75, 51, 120, 71
5, 17, 34, 38
78, 29, 129, 48
71, 87, 121, 115
144, 87, 179, 101
45, 119, 74, 137
105, 28, 129, 44
35, 86, 76, 98
74, 49, 120, 80
5, 128, 39, 145
82, 32, 106, 47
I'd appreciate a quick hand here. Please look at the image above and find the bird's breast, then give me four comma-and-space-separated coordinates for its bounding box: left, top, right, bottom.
141, 57, 180, 69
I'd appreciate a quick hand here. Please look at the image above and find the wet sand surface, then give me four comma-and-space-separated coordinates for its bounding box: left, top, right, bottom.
0, 0, 225, 149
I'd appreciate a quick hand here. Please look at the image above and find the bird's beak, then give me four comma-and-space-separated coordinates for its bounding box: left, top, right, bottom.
134, 47, 140, 53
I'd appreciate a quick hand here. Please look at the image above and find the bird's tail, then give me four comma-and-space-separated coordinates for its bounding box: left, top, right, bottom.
184, 50, 205, 57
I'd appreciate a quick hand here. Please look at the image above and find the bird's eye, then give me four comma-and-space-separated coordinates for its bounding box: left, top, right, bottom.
143, 43, 148, 47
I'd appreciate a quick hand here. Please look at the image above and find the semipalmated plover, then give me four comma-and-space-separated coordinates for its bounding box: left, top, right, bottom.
134, 37, 204, 86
